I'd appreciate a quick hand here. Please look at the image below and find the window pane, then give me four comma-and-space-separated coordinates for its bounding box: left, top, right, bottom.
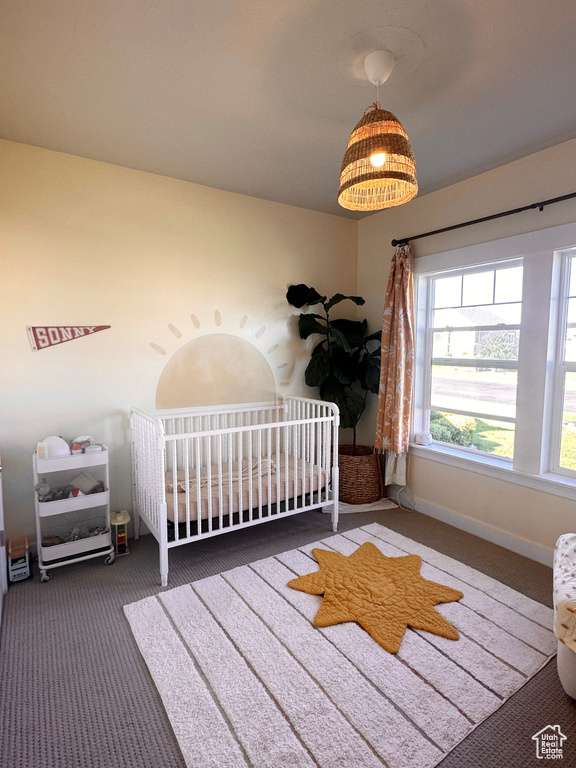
430, 365, 517, 419
462, 270, 494, 306
430, 410, 515, 459
569, 257, 576, 298
432, 330, 519, 362
495, 266, 523, 303
559, 372, 576, 471
564, 297, 576, 363
433, 275, 461, 308
433, 303, 521, 328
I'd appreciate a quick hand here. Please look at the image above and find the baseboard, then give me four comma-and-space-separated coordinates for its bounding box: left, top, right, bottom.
413, 497, 554, 567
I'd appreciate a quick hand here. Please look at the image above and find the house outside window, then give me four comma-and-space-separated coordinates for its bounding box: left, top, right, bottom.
411, 221, 576, 500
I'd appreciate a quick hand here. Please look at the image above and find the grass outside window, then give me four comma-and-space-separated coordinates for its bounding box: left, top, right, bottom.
430, 411, 515, 459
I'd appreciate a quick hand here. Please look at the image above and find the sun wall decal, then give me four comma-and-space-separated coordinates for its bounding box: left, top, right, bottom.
150, 309, 294, 409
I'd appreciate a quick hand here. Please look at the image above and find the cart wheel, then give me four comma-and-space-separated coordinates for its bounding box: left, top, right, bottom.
104, 554, 115, 565
40, 571, 52, 583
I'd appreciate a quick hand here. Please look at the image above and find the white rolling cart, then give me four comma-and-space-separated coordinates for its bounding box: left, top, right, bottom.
33, 447, 114, 582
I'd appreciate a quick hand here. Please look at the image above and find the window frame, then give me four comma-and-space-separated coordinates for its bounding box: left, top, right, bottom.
549, 247, 576, 477
411, 220, 576, 499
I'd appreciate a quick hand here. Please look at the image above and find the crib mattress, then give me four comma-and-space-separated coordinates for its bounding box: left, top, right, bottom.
165, 454, 329, 524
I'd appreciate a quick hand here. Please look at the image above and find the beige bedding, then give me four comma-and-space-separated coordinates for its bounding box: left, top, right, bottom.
165, 455, 328, 523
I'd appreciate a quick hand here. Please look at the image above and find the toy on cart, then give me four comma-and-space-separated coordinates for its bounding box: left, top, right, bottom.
111, 510, 130, 556
8, 535, 31, 582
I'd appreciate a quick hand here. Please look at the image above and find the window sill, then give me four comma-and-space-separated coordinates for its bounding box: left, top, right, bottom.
410, 442, 576, 501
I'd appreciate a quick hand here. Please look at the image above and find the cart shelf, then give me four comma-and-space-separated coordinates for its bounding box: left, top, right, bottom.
36, 490, 110, 517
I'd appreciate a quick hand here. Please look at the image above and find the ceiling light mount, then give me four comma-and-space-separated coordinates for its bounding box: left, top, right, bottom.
338, 27, 425, 89
363, 50, 395, 87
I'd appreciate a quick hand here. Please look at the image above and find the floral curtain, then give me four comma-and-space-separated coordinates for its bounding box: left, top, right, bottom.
375, 243, 415, 485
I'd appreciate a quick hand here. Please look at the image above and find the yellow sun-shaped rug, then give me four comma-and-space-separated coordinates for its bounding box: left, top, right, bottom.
288, 542, 463, 653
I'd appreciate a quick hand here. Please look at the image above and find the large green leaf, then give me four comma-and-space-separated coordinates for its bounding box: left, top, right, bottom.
324, 293, 366, 312
358, 354, 381, 394
329, 326, 351, 352
320, 378, 365, 429
331, 318, 367, 349
364, 329, 382, 344
298, 313, 327, 339
319, 376, 346, 406
286, 284, 326, 308
305, 349, 330, 387
311, 339, 327, 357
331, 346, 356, 385
340, 389, 366, 430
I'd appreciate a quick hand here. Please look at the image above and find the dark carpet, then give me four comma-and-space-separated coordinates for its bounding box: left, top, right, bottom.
1, 507, 575, 768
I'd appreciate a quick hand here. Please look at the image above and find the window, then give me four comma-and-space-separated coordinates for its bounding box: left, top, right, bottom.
427, 262, 522, 460
412, 222, 576, 498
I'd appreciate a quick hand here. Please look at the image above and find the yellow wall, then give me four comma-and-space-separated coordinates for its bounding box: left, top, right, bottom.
0, 139, 357, 541
5, 134, 576, 557
358, 137, 576, 556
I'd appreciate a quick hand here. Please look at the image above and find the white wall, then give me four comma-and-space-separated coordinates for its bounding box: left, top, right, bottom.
0, 139, 357, 542
358, 137, 576, 556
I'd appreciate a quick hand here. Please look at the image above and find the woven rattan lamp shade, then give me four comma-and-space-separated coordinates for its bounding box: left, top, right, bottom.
338, 102, 417, 211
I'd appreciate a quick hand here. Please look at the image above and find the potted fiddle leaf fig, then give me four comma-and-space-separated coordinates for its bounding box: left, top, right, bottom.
286, 283, 383, 504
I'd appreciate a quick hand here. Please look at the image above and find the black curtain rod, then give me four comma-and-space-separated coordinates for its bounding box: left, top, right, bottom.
390, 191, 576, 247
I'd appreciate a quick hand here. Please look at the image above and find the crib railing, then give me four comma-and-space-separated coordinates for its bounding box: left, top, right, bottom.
131, 397, 339, 545
161, 402, 283, 472
163, 402, 338, 542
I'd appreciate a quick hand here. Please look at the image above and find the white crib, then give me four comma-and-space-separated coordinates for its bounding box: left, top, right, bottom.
130, 397, 339, 585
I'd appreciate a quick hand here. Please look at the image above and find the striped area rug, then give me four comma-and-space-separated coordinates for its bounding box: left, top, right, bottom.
124, 524, 556, 768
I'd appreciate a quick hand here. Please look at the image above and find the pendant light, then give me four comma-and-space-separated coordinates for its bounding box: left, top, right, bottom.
338, 50, 418, 212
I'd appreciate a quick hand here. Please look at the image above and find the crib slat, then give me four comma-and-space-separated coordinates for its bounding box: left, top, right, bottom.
323, 408, 329, 503
195, 439, 202, 534
171, 440, 179, 542
217, 433, 224, 530
275, 426, 281, 519
248, 428, 253, 523
294, 420, 299, 511
310, 409, 316, 502
257, 430, 263, 520
266, 427, 272, 519
183, 437, 191, 540
237, 430, 243, 529
228, 433, 234, 524
282, 420, 290, 512
206, 434, 213, 533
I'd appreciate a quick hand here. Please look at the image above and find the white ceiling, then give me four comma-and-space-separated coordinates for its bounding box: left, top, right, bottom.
1, 0, 575, 219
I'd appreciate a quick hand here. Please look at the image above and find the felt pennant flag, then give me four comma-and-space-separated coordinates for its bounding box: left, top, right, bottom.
27, 325, 111, 351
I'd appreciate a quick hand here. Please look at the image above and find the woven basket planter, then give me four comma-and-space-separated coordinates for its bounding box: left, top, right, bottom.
338, 445, 383, 505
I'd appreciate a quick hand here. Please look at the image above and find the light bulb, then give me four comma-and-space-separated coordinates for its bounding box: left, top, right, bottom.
370, 153, 386, 167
